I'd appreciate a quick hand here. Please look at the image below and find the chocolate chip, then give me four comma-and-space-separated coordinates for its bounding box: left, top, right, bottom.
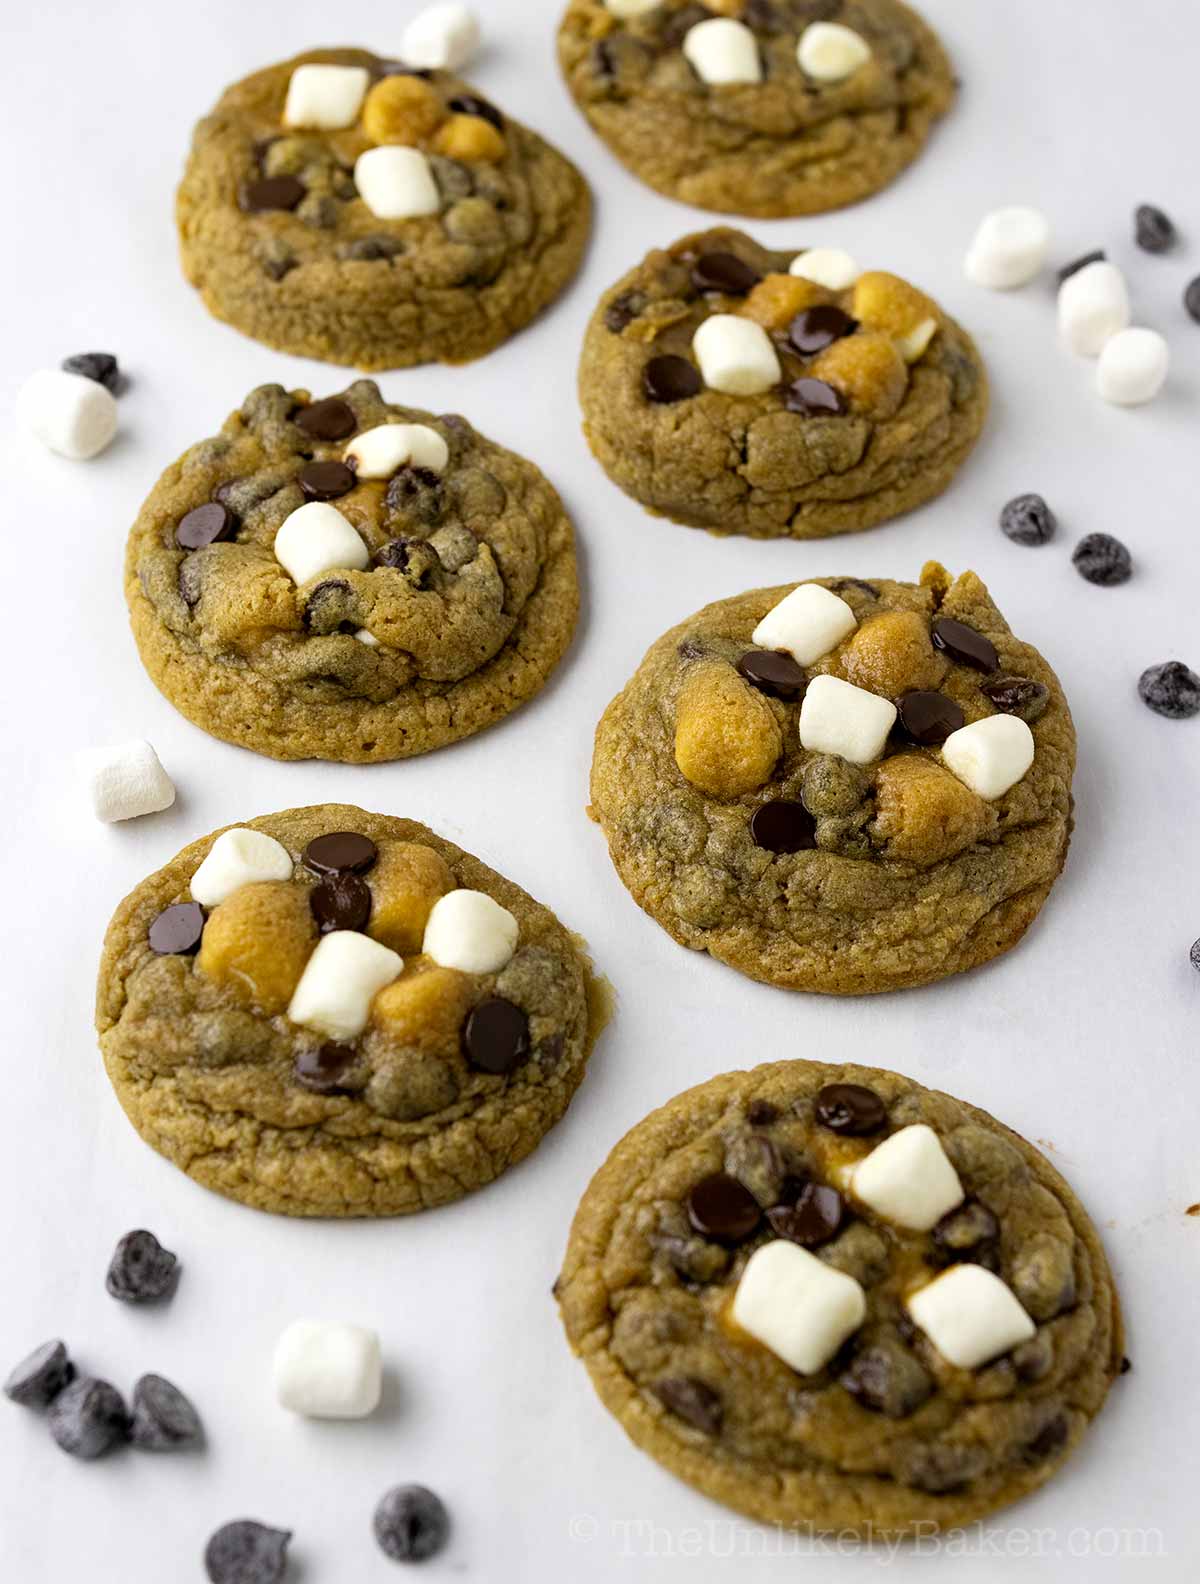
1139, 660, 1200, 719
652, 1376, 724, 1436
605, 290, 646, 333
106, 1229, 178, 1303
385, 464, 444, 525
48, 1377, 129, 1459
1000, 492, 1056, 546
1073, 532, 1132, 586
373, 1485, 449, 1564
767, 1182, 844, 1247
750, 799, 817, 854
1057, 249, 1105, 284
686, 1173, 761, 1243
295, 1043, 358, 1095
896, 690, 964, 746
815, 1083, 887, 1136
981, 675, 1050, 723
205, 1520, 292, 1584
931, 617, 998, 673
242, 175, 305, 212
294, 396, 357, 441
375, 59, 433, 81
4, 1340, 74, 1408
448, 93, 505, 130
1134, 203, 1176, 254
263, 254, 296, 282
833, 578, 880, 600
177, 502, 235, 550
1120, 1355, 1133, 1375
179, 559, 204, 609
785, 377, 846, 416
789, 305, 858, 356
302, 832, 378, 875
149, 902, 206, 956
737, 649, 806, 700
337, 234, 405, 262
746, 1099, 779, 1125
303, 578, 354, 634
299, 459, 355, 501
310, 873, 372, 933
931, 1200, 1000, 1266
130, 1374, 203, 1451
840, 1341, 933, 1418
464, 997, 530, 1075
691, 252, 761, 295
1185, 276, 1200, 325
663, 4, 715, 48
62, 352, 120, 392
743, 0, 786, 30
644, 355, 702, 404
1021, 1413, 1070, 1463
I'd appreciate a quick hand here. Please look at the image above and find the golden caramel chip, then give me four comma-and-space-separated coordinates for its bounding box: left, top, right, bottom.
872, 754, 988, 866
196, 881, 317, 1015
367, 841, 456, 955
740, 273, 825, 331
841, 611, 946, 696
674, 664, 782, 799
434, 114, 507, 164
371, 960, 476, 1055
361, 75, 445, 146
809, 330, 908, 420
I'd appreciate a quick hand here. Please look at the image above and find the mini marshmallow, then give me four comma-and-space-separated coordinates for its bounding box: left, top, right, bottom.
283, 64, 370, 131
355, 629, 381, 648
732, 1241, 866, 1375
273, 1321, 382, 1419
852, 1124, 964, 1231
354, 146, 441, 222
191, 828, 293, 907
896, 317, 939, 363
963, 207, 1050, 290
790, 247, 860, 291
1096, 327, 1169, 406
693, 314, 781, 396
1057, 260, 1130, 356
423, 889, 518, 975
288, 931, 403, 1041
907, 1265, 1035, 1370
752, 583, 857, 667
798, 674, 897, 766
941, 714, 1035, 800
344, 423, 449, 480
274, 501, 369, 586
82, 740, 175, 823
17, 369, 118, 460
605, 0, 659, 14
797, 21, 872, 83
683, 18, 763, 86
400, 3, 481, 72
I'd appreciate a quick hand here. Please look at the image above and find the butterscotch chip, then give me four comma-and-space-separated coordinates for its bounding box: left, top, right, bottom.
674, 664, 781, 799
871, 753, 988, 866
809, 330, 908, 420
196, 881, 317, 1014
367, 841, 455, 955
362, 75, 446, 146
740, 273, 825, 331
371, 961, 475, 1054
434, 114, 507, 164
841, 611, 946, 696
851, 271, 938, 338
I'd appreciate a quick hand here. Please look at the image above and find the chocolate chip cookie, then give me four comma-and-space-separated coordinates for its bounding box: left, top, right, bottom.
177, 48, 591, 368
590, 564, 1073, 993
558, 1060, 1123, 1536
558, 1, 955, 217
580, 228, 987, 539
126, 380, 579, 762
97, 806, 608, 1218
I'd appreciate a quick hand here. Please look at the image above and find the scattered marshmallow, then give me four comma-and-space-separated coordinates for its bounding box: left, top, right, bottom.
17, 369, 118, 460
400, 3, 481, 72
354, 146, 441, 222
963, 207, 1050, 290
731, 1241, 866, 1375
1057, 260, 1130, 356
423, 890, 518, 975
288, 931, 404, 1041
790, 248, 860, 291
895, 317, 939, 363
191, 829, 293, 907
798, 674, 897, 766
693, 314, 781, 396
752, 584, 857, 667
345, 423, 449, 480
82, 740, 175, 823
274, 501, 369, 586
907, 1265, 1036, 1370
683, 18, 763, 86
605, 0, 658, 14
941, 714, 1035, 800
797, 22, 872, 84
1096, 327, 1169, 406
283, 64, 370, 131
851, 1124, 964, 1231
273, 1321, 382, 1419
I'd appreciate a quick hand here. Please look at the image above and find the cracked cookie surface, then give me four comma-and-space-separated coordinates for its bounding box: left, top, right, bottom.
97, 806, 607, 1218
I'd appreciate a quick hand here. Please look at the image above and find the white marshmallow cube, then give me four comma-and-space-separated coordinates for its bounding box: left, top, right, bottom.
941, 714, 1035, 800
797, 22, 872, 83
1057, 260, 1130, 356
345, 423, 449, 480
288, 932, 403, 1041
273, 1321, 382, 1419
693, 314, 781, 396
605, 0, 659, 14
798, 674, 897, 766
354, 146, 441, 222
790, 248, 860, 291
423, 889, 518, 975
683, 18, 763, 86
82, 740, 175, 823
852, 1124, 964, 1231
283, 64, 370, 131
732, 1241, 866, 1375
907, 1265, 1036, 1371
191, 828, 294, 907
1096, 328, 1169, 406
752, 584, 857, 667
17, 369, 118, 460
400, 3, 481, 71
963, 207, 1050, 290
274, 502, 369, 586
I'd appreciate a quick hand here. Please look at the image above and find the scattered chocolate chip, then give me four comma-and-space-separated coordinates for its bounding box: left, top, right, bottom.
374, 1485, 450, 1564
448, 93, 504, 130
309, 873, 372, 934
605, 289, 646, 333
130, 1374, 203, 1451
205, 1520, 292, 1584
1185, 276, 1200, 324
767, 1182, 844, 1247
177, 502, 235, 551
294, 396, 357, 441
48, 1378, 129, 1459
652, 1376, 724, 1436
896, 690, 965, 746
750, 799, 817, 854
686, 1173, 761, 1243
789, 305, 858, 356
302, 832, 378, 876
148, 902, 206, 956
737, 649, 807, 700
931, 617, 998, 673
785, 377, 846, 416
1021, 1413, 1070, 1463
1134, 203, 1176, 254
746, 1099, 779, 1126
242, 175, 305, 213
464, 997, 530, 1076
1057, 249, 1105, 284
295, 1043, 358, 1095
1000, 493, 1056, 546
981, 675, 1050, 723
931, 1200, 1000, 1266
4, 1340, 74, 1409
644, 355, 702, 404
815, 1083, 887, 1137
1191, 938, 1200, 974
299, 459, 355, 501
1139, 660, 1200, 719
1072, 532, 1132, 586
106, 1230, 178, 1304
1120, 1355, 1133, 1375
691, 252, 761, 296
840, 1341, 933, 1418
62, 352, 120, 392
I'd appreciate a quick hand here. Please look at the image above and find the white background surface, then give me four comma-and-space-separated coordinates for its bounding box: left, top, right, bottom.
1, 0, 1198, 1577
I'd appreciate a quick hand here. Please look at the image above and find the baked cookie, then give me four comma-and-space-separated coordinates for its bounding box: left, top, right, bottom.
97, 806, 607, 1218
558, 0, 955, 217
579, 228, 986, 539
177, 48, 591, 368
590, 564, 1073, 993
126, 379, 579, 763
558, 1060, 1123, 1536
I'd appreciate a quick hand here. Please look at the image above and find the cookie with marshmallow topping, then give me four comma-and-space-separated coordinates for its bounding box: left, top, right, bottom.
558, 1058, 1122, 1536
97, 804, 607, 1218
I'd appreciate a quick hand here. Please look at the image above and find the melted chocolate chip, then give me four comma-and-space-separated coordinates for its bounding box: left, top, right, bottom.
294, 1043, 358, 1095
746, 1099, 779, 1126
644, 355, 702, 404
833, 578, 880, 600
785, 377, 846, 416
789, 305, 858, 356
896, 690, 965, 745
981, 675, 1050, 723
295, 397, 357, 441
931, 1200, 1000, 1266
736, 649, 806, 700
448, 94, 505, 130
686, 1173, 761, 1243
652, 1376, 723, 1436
176, 502, 234, 550
605, 290, 646, 333
299, 459, 356, 501
814, 1083, 887, 1136
463, 997, 530, 1075
242, 175, 305, 212
691, 252, 761, 296
148, 903, 206, 956
767, 1182, 844, 1247
1021, 1413, 1070, 1463
310, 873, 371, 933
750, 800, 817, 854
931, 617, 999, 674
303, 832, 378, 876
385, 465, 444, 524
303, 579, 353, 634
841, 1342, 933, 1419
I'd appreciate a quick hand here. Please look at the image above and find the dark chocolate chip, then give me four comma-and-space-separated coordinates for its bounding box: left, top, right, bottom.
242, 175, 305, 213
1021, 1413, 1070, 1463
1072, 532, 1132, 586
746, 1099, 779, 1126
373, 1485, 450, 1564
448, 93, 504, 130
48, 1377, 129, 1459
833, 578, 880, 600
303, 578, 354, 634
463, 997, 530, 1076
337, 234, 405, 262
130, 1374, 203, 1451
205, 1520, 292, 1584
896, 690, 964, 746
767, 1182, 844, 1247
931, 617, 998, 673
1134, 204, 1176, 254
814, 1082, 887, 1136
691, 252, 761, 296
263, 255, 296, 282
61, 352, 120, 392
295, 1043, 358, 1095
4, 1340, 74, 1409
750, 799, 817, 854
931, 1200, 1000, 1266
1139, 660, 1200, 719
149, 902, 206, 956
295, 397, 357, 441
177, 502, 235, 550
785, 377, 846, 416
652, 1376, 724, 1436
686, 1173, 761, 1243
309, 873, 372, 934
737, 649, 807, 700
789, 305, 858, 356
1120, 1355, 1133, 1375
980, 675, 1050, 723
179, 559, 204, 609
840, 1341, 933, 1418
644, 355, 702, 404
376, 537, 415, 571
1000, 493, 1057, 547
605, 290, 646, 333
1185, 276, 1200, 324
302, 832, 378, 876
1057, 249, 1105, 284
299, 459, 356, 501
106, 1229, 179, 1303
